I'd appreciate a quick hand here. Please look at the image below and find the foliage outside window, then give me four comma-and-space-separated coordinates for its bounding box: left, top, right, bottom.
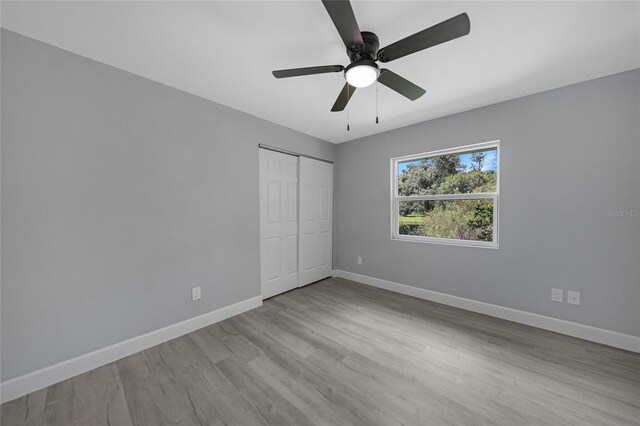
391, 141, 499, 248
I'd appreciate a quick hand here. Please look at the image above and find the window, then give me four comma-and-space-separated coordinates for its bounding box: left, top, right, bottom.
391, 141, 499, 248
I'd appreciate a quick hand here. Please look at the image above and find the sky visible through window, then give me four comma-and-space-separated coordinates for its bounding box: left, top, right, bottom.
398, 149, 497, 175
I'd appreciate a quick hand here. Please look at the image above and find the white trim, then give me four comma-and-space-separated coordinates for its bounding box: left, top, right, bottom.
391, 140, 500, 249
0, 296, 262, 404
394, 140, 501, 163
333, 270, 640, 353
392, 232, 499, 249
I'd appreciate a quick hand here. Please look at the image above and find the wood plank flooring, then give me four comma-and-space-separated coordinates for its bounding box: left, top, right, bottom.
2, 277, 639, 425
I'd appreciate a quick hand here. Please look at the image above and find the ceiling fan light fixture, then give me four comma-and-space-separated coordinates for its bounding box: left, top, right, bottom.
345, 62, 379, 88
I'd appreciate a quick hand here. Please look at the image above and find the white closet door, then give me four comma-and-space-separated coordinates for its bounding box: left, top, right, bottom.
299, 156, 333, 287
259, 149, 299, 299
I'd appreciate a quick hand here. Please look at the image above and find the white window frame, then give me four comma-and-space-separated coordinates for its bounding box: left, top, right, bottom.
390, 140, 500, 249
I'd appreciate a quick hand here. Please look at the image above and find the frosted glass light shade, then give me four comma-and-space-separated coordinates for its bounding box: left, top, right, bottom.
345, 64, 379, 88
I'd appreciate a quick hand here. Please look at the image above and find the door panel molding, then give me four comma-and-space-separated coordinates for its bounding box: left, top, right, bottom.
260, 149, 299, 299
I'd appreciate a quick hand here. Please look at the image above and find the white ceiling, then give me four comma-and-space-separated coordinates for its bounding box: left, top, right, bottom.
2, 1, 639, 143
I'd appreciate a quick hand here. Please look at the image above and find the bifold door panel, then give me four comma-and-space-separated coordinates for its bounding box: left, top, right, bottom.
298, 157, 333, 287
259, 150, 299, 299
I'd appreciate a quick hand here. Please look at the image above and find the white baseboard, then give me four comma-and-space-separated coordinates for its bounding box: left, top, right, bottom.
0, 296, 262, 404
334, 270, 640, 353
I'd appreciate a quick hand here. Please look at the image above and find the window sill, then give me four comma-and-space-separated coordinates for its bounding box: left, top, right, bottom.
391, 234, 499, 249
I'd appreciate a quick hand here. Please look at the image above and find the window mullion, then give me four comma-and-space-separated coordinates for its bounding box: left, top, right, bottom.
395, 193, 497, 202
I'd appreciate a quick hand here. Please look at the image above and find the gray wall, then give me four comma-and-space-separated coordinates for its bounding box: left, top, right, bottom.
0, 30, 335, 381
335, 69, 640, 337
2, 27, 638, 385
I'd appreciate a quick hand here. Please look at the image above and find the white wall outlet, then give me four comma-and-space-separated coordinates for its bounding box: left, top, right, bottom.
357, 256, 363, 265
192, 286, 201, 301
567, 290, 581, 305
551, 288, 563, 303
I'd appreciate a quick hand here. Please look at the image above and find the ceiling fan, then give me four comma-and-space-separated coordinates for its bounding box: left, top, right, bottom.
272, 0, 470, 112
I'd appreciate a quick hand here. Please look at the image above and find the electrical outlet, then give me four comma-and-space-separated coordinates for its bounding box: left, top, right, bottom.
357, 256, 363, 265
567, 290, 580, 305
551, 288, 563, 303
192, 287, 201, 301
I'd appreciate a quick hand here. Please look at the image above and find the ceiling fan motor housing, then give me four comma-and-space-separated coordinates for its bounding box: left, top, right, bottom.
348, 31, 379, 62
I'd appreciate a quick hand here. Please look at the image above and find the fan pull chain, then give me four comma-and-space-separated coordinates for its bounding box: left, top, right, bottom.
347, 84, 350, 131
376, 80, 379, 124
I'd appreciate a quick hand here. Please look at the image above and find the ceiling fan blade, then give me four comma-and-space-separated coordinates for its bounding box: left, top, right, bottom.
273, 65, 344, 79
378, 69, 426, 100
331, 82, 357, 112
322, 0, 364, 51
377, 13, 470, 63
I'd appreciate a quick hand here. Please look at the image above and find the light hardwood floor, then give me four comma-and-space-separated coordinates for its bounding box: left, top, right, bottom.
2, 277, 639, 425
